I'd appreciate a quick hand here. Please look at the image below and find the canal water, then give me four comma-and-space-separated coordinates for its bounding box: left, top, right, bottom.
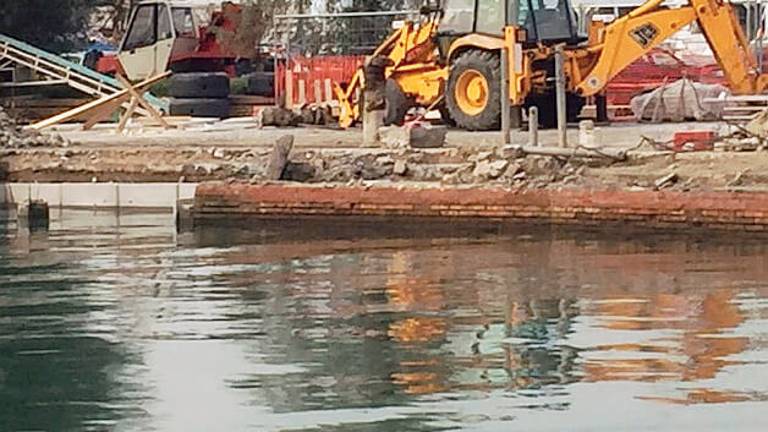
1, 211, 767, 431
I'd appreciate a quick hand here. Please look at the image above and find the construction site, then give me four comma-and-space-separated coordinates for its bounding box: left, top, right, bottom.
6, 3, 768, 431
4, 0, 768, 230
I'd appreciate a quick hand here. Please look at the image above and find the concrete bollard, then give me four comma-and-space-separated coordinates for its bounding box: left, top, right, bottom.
362, 107, 385, 147
17, 199, 49, 231
579, 120, 595, 148
528, 107, 539, 147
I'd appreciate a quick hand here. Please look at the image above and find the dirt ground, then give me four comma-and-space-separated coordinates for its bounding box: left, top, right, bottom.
2, 119, 766, 192
50, 118, 718, 149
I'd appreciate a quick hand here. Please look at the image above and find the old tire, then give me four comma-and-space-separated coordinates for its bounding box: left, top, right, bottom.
169, 72, 230, 98
246, 72, 275, 97
383, 79, 410, 126
169, 98, 231, 118
446, 50, 501, 131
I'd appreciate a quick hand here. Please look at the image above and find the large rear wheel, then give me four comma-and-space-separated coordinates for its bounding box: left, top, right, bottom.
446, 50, 501, 131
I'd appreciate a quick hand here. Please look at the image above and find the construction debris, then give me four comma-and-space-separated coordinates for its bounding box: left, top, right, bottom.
379, 122, 447, 149
0, 107, 69, 149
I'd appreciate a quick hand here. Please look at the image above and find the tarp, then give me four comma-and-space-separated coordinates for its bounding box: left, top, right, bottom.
630, 78, 729, 122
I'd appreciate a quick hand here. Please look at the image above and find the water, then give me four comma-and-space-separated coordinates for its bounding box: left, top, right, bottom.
1, 211, 768, 431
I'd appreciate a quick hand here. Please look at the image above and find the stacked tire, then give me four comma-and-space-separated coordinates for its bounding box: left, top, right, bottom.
245, 71, 275, 97
168, 72, 230, 118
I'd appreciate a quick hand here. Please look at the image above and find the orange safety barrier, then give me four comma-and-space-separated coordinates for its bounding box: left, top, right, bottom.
277, 55, 365, 107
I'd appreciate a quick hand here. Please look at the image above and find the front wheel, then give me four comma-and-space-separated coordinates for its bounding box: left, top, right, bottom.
446, 50, 501, 131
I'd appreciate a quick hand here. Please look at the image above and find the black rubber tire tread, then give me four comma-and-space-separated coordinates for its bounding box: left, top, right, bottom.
169, 72, 230, 98
438, 103, 456, 127
169, 98, 231, 118
446, 50, 502, 131
383, 79, 410, 126
247, 72, 275, 97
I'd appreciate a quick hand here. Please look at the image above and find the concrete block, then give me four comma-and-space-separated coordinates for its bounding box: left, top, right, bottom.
379, 124, 447, 149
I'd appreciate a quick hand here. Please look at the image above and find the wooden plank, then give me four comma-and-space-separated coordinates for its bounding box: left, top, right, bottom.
298, 79, 306, 106
29, 71, 170, 130
0, 97, 90, 108
723, 106, 768, 112
313, 80, 322, 104
703, 95, 768, 103
82, 99, 122, 130
324, 79, 333, 103
285, 70, 294, 109
229, 95, 275, 105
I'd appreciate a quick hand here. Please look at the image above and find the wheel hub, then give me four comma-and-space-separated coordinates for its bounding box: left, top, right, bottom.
455, 70, 489, 116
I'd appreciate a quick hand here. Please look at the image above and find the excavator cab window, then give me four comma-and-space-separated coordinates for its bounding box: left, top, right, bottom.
439, 0, 583, 45
517, 0, 583, 45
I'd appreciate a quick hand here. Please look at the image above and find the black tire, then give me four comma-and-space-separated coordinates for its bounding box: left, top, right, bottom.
383, 79, 410, 126
246, 72, 275, 97
169, 72, 230, 98
526, 93, 585, 128
438, 104, 456, 127
169, 98, 231, 118
446, 50, 501, 131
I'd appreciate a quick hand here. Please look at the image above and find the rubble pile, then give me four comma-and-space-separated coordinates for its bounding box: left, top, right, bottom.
0, 107, 69, 149
233, 143, 594, 189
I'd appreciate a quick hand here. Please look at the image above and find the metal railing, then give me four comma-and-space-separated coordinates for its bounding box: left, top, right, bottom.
272, 10, 419, 56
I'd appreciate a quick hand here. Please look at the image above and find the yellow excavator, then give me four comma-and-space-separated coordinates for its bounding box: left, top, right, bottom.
335, 0, 768, 130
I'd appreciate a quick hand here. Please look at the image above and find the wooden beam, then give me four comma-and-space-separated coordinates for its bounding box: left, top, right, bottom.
82, 99, 122, 130
116, 97, 139, 133
28, 71, 170, 131
116, 74, 171, 129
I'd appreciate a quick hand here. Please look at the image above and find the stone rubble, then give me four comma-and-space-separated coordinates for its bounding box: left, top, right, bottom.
0, 107, 70, 149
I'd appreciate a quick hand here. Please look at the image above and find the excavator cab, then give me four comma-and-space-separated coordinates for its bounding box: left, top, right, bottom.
438, 0, 583, 46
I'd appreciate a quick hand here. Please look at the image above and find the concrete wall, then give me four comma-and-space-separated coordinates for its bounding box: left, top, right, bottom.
0, 183, 197, 210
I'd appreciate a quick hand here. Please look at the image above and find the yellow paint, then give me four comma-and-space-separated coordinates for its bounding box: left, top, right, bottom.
454, 70, 489, 115
446, 33, 505, 61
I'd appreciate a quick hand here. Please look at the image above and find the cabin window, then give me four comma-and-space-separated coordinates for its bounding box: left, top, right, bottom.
158, 4, 173, 40
124, 4, 157, 50
476, 0, 505, 35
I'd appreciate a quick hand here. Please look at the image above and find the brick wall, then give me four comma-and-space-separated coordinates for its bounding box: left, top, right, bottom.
194, 183, 768, 231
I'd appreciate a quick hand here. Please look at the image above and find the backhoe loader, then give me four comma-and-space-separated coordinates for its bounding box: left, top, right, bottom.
335, 0, 768, 130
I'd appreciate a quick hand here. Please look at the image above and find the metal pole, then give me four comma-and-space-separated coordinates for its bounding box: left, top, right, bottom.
555, 45, 567, 148
501, 48, 511, 146
528, 107, 539, 147
747, 2, 753, 42
760, 4, 765, 72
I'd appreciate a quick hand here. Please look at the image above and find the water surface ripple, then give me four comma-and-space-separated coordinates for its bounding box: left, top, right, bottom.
1, 211, 767, 431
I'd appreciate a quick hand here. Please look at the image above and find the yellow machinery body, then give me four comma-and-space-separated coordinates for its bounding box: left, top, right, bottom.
336, 0, 768, 130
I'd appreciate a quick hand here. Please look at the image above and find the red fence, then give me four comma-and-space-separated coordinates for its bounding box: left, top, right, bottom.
277, 55, 365, 107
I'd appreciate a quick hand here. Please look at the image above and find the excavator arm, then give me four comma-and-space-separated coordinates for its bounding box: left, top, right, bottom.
334, 16, 443, 129
574, 0, 768, 96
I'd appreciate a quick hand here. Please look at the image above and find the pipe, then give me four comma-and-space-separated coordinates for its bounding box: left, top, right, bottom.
501, 48, 511, 146
555, 45, 567, 148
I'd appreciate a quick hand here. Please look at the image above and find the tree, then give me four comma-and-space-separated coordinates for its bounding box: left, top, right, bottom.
0, 0, 96, 52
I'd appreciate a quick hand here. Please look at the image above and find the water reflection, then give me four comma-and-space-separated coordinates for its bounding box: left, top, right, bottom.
1, 212, 767, 431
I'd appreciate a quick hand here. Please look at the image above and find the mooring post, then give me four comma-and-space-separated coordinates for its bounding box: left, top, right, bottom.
17, 199, 49, 231
528, 106, 539, 147
555, 45, 567, 148
500, 48, 511, 146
